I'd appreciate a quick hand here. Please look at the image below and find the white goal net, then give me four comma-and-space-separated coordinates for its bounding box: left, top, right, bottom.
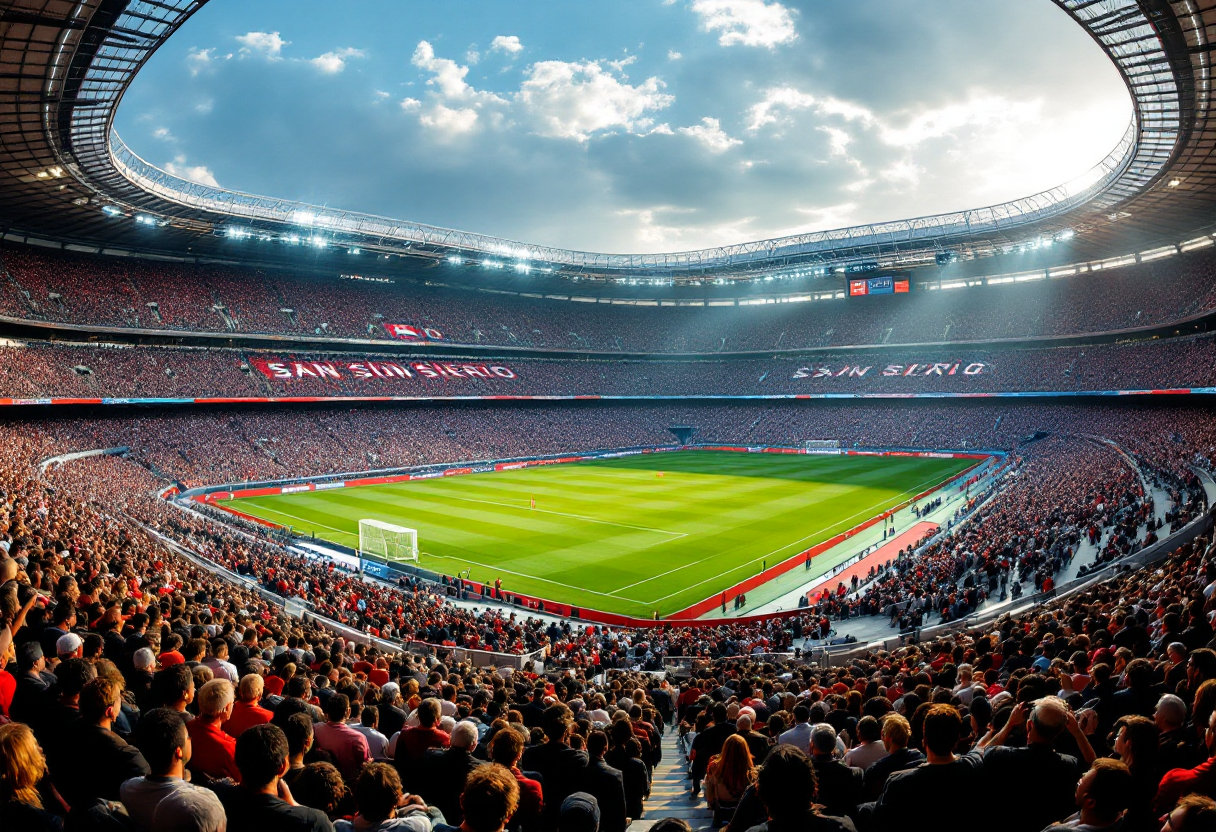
358, 519, 418, 562
804, 439, 842, 454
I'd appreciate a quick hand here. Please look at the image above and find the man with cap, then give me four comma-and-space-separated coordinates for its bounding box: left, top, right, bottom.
559, 793, 600, 832
9, 640, 55, 725
57, 632, 84, 662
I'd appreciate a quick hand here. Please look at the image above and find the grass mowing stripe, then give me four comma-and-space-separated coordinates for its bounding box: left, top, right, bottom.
221, 451, 975, 617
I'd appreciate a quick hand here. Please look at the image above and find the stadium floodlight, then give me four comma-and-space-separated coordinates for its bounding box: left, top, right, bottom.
292, 210, 316, 226
483, 260, 503, 269
284, 234, 301, 245
1057, 229, 1075, 240
135, 214, 159, 226
226, 227, 249, 239
101, 205, 123, 217
447, 255, 463, 265
514, 262, 531, 274
310, 236, 327, 248
349, 247, 360, 255
358, 519, 418, 563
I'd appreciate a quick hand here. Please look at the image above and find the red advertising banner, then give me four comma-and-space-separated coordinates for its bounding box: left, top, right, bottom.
250, 358, 517, 382
849, 280, 868, 296
894, 279, 910, 293
383, 323, 444, 341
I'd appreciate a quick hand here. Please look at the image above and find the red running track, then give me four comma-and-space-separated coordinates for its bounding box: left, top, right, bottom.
808, 520, 939, 603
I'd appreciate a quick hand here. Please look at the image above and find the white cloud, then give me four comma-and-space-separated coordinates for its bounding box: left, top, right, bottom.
745, 86, 819, 131
194, 99, 213, 114
236, 31, 289, 59
163, 155, 220, 188
667, 50, 683, 61
690, 0, 798, 48
310, 47, 365, 74
678, 117, 742, 153
186, 48, 234, 76
608, 55, 637, 74
518, 60, 674, 141
412, 41, 475, 99
152, 127, 175, 141
399, 97, 421, 111
490, 35, 524, 55
419, 104, 479, 135
466, 49, 481, 65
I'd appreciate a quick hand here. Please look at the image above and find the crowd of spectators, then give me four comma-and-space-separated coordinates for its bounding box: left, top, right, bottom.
4, 241, 1216, 352
3, 332, 1216, 401
0, 401, 1215, 831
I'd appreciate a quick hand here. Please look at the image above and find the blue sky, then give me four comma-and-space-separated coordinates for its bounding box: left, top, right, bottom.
117, 0, 1131, 253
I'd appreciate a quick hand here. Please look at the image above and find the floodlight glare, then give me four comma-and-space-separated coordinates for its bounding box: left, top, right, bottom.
135, 214, 159, 226
226, 227, 249, 239
292, 210, 316, 226
349, 247, 360, 255
310, 236, 327, 248
101, 205, 123, 217
284, 234, 301, 245
447, 255, 463, 265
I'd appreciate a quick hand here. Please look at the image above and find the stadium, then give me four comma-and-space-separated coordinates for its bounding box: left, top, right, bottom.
0, 1, 1215, 830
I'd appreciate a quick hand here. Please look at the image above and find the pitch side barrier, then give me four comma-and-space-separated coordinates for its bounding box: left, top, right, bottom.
188, 443, 1003, 629
3, 389, 1216, 408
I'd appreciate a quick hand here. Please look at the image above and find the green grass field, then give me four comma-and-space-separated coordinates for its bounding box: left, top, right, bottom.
220, 451, 973, 618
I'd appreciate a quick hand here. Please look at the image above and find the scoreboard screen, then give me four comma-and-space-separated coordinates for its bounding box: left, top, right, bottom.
849, 276, 910, 297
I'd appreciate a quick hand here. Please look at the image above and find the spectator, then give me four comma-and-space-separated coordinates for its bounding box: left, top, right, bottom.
1155, 707, 1216, 814
437, 765, 519, 832
0, 722, 61, 832
216, 723, 333, 832
980, 697, 1092, 832
860, 714, 921, 802
354, 707, 390, 761
841, 718, 885, 771
226, 674, 274, 739
188, 678, 241, 784
807, 724, 863, 821
863, 705, 982, 828
1043, 758, 1134, 832
122, 707, 224, 832
336, 762, 443, 832
293, 762, 348, 820
704, 733, 756, 813
312, 694, 371, 784
520, 705, 588, 829
578, 731, 627, 832
487, 725, 543, 832
424, 720, 485, 826
690, 703, 735, 797
749, 744, 855, 832
55, 676, 150, 808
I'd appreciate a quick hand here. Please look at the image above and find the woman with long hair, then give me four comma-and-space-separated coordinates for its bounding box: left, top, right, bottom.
0, 722, 61, 831
703, 734, 757, 811
1110, 715, 1159, 832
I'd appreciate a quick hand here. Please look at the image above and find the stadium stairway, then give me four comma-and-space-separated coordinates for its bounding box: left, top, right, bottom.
629, 727, 715, 832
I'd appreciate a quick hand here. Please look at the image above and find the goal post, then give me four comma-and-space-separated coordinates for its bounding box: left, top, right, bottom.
358, 519, 418, 563
804, 439, 842, 454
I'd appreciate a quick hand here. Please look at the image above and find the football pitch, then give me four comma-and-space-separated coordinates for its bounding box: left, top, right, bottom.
220, 451, 974, 618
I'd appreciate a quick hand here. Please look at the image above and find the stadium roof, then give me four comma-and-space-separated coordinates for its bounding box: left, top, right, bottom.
1, 0, 1216, 284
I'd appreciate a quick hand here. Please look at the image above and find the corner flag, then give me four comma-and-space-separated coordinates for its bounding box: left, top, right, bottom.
530, 494, 535, 510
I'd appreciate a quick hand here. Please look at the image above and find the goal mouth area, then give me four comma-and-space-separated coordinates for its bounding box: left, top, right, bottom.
359, 519, 419, 563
